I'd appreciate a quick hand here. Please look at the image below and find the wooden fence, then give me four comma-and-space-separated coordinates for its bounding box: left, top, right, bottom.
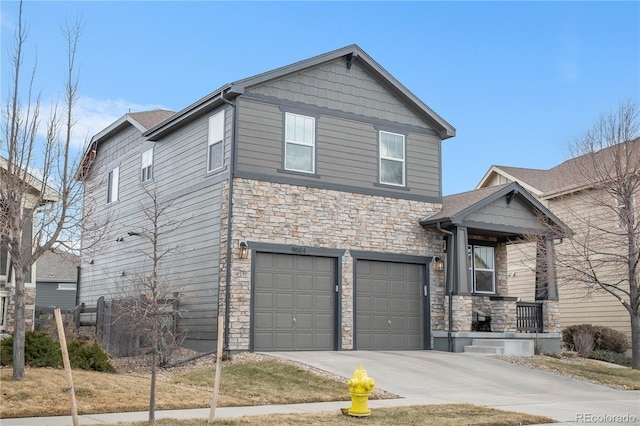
71, 294, 180, 357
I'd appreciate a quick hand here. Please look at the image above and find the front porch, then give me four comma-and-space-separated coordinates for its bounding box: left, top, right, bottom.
421, 183, 569, 355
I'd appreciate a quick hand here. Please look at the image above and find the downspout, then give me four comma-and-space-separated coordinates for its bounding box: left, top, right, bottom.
437, 222, 455, 352
221, 89, 235, 352
75, 266, 81, 307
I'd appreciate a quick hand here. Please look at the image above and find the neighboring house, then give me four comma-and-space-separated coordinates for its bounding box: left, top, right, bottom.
0, 157, 58, 333
78, 45, 567, 354
35, 250, 80, 310
477, 139, 640, 340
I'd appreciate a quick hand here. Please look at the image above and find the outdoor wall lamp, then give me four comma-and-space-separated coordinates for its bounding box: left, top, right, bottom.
239, 241, 249, 259
433, 256, 445, 271
127, 231, 140, 236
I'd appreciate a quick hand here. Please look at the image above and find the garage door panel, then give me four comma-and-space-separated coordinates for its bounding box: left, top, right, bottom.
254, 252, 336, 351
275, 333, 293, 350
356, 260, 425, 350
276, 273, 294, 289
315, 313, 332, 329
296, 294, 314, 309
296, 313, 313, 328
297, 274, 314, 290
276, 293, 293, 309
254, 292, 273, 309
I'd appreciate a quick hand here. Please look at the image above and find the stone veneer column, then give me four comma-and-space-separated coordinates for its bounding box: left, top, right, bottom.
542, 300, 561, 333
445, 295, 472, 331
341, 251, 354, 350
4, 288, 36, 332
490, 299, 517, 332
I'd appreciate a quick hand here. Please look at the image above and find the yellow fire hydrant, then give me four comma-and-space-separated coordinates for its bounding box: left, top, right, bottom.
344, 364, 376, 417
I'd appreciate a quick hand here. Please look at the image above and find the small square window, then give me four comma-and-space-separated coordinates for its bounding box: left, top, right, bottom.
141, 148, 153, 182
285, 112, 315, 173
208, 110, 225, 172
379, 131, 405, 186
107, 166, 119, 204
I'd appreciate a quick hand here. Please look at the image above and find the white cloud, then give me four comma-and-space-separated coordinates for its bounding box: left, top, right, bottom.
37, 96, 167, 150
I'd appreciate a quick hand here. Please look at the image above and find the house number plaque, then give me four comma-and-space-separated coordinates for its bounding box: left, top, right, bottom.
291, 246, 306, 254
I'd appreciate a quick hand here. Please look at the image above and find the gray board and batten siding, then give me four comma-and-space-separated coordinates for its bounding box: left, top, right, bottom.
80, 110, 232, 349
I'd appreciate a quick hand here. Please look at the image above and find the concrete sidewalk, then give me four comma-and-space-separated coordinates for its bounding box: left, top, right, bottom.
2, 351, 639, 425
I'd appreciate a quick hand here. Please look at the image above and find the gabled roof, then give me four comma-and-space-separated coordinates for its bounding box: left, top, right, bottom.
36, 250, 79, 281
144, 44, 456, 141
77, 109, 175, 179
477, 137, 640, 199
0, 156, 59, 204
420, 181, 569, 238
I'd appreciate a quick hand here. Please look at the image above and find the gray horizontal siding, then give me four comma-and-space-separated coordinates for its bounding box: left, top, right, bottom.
35, 282, 77, 310
236, 98, 441, 199
80, 110, 228, 345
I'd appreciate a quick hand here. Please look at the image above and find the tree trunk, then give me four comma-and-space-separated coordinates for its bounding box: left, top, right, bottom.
631, 310, 640, 370
12, 265, 26, 381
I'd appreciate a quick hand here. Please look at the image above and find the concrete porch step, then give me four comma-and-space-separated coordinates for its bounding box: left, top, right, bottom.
464, 339, 534, 356
463, 345, 504, 355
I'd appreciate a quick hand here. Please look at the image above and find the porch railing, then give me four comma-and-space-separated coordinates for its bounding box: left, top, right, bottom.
516, 301, 543, 333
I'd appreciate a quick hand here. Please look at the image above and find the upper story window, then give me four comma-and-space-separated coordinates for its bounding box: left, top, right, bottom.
208, 110, 225, 173
141, 148, 153, 182
107, 166, 119, 204
379, 131, 405, 186
284, 112, 315, 173
468, 245, 495, 294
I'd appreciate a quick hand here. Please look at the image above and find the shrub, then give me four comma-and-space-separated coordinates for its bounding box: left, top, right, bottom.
573, 328, 594, 356
68, 340, 115, 373
593, 327, 630, 353
589, 350, 632, 367
1, 332, 114, 372
0, 331, 61, 367
563, 324, 629, 354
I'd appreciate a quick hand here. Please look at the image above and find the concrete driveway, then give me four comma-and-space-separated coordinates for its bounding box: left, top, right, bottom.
268, 351, 640, 425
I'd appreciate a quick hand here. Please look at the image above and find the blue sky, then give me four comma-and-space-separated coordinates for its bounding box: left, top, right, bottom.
1, 1, 638, 195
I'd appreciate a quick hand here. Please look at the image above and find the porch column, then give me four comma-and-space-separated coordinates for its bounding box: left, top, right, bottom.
453, 226, 470, 294
535, 236, 558, 300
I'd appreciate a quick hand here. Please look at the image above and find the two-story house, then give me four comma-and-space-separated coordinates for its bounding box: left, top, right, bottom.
478, 138, 640, 342
79, 45, 567, 354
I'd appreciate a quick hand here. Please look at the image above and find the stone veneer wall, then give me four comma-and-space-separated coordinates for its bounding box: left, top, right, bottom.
222, 178, 444, 351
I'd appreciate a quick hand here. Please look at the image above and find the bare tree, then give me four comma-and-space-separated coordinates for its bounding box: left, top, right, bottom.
113, 184, 187, 425
550, 101, 640, 368
0, 2, 91, 381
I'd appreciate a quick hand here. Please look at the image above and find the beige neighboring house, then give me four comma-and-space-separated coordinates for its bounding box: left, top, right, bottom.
0, 157, 58, 333
477, 139, 640, 340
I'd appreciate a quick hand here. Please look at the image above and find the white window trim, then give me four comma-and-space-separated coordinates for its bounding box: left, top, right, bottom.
468, 245, 496, 294
141, 148, 153, 182
284, 112, 316, 174
107, 166, 120, 204
207, 110, 225, 173
379, 130, 406, 186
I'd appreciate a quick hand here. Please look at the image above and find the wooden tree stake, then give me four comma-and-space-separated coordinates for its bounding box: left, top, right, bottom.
54, 308, 79, 426
208, 315, 225, 424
